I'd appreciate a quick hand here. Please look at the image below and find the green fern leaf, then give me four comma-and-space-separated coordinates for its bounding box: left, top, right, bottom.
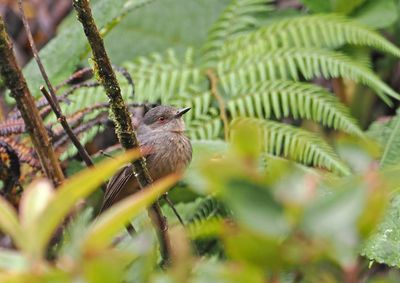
231, 118, 351, 175
200, 0, 274, 64
222, 15, 400, 58
227, 80, 363, 137
123, 49, 203, 103
219, 48, 400, 105
188, 197, 229, 224
188, 114, 222, 140
170, 90, 212, 121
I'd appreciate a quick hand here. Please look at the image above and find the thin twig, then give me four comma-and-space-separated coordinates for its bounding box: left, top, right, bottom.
73, 0, 171, 264
206, 69, 229, 140
55, 67, 93, 90
112, 65, 135, 98
19, 0, 95, 169
40, 87, 94, 167
0, 16, 64, 186
162, 193, 185, 226
18, 0, 59, 112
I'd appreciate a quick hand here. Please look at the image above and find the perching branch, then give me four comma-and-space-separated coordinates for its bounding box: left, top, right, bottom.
73, 0, 172, 264
18, 0, 94, 169
0, 16, 64, 186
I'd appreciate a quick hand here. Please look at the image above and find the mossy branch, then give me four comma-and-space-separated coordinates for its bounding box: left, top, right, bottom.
0, 16, 64, 186
72, 0, 171, 263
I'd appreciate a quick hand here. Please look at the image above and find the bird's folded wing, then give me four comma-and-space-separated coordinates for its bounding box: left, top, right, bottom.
99, 137, 156, 214
99, 165, 134, 213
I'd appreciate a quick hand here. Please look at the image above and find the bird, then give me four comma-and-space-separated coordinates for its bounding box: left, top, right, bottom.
99, 105, 192, 213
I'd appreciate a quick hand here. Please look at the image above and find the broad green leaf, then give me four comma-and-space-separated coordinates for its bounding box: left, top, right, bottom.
105, 0, 232, 63
83, 174, 180, 251
352, 0, 398, 28
0, 198, 23, 251
19, 179, 54, 230
302, 185, 366, 265
0, 249, 29, 272
368, 108, 400, 168
300, 0, 397, 28
380, 110, 400, 168
23, 0, 154, 98
362, 195, 400, 267
83, 250, 138, 283
300, 0, 331, 12
331, 0, 366, 14
0, 270, 71, 283
192, 259, 265, 283
223, 180, 290, 237
301, 0, 365, 14
32, 149, 142, 258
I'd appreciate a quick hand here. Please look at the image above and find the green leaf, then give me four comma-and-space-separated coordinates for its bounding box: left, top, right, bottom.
352, 0, 398, 29
367, 108, 400, 168
0, 198, 24, 251
19, 179, 54, 231
301, 0, 365, 14
23, 0, 154, 98
380, 109, 400, 168
224, 15, 400, 58
300, 0, 331, 12
330, 0, 366, 14
200, 0, 274, 63
223, 180, 290, 237
0, 249, 29, 272
220, 48, 400, 105
231, 118, 352, 175
105, 0, 232, 64
83, 174, 180, 251
302, 185, 366, 265
362, 195, 400, 267
33, 149, 142, 258
226, 80, 364, 137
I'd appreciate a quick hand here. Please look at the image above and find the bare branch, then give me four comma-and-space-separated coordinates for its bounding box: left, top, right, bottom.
0, 16, 64, 186
19, 0, 94, 169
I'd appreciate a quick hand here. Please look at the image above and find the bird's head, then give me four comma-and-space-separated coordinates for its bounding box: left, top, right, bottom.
141, 105, 191, 133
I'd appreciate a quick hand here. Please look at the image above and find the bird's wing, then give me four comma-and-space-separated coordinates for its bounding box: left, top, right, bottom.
98, 165, 134, 213
98, 139, 156, 214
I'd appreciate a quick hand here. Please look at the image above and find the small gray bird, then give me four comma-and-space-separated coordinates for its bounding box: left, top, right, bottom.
99, 105, 192, 212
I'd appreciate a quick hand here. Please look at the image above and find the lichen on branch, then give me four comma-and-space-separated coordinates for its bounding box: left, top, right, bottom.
72, 0, 172, 263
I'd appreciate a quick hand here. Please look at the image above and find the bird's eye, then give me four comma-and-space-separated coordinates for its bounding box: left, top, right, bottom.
158, 116, 165, 122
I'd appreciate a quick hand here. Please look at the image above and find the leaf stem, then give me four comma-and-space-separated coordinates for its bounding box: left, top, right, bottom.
206, 69, 229, 140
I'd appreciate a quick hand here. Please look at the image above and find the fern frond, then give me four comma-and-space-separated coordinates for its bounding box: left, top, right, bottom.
219, 48, 400, 105
123, 49, 204, 103
170, 90, 212, 121
187, 114, 222, 140
200, 0, 274, 64
222, 15, 400, 58
227, 80, 363, 137
188, 197, 229, 224
231, 118, 351, 175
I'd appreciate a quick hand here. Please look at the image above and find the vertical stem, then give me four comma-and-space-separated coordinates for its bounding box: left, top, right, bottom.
206, 69, 229, 140
0, 17, 64, 186
18, 0, 95, 169
72, 0, 171, 263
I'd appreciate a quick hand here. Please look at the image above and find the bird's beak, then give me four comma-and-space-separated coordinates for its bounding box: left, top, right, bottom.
175, 107, 191, 118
